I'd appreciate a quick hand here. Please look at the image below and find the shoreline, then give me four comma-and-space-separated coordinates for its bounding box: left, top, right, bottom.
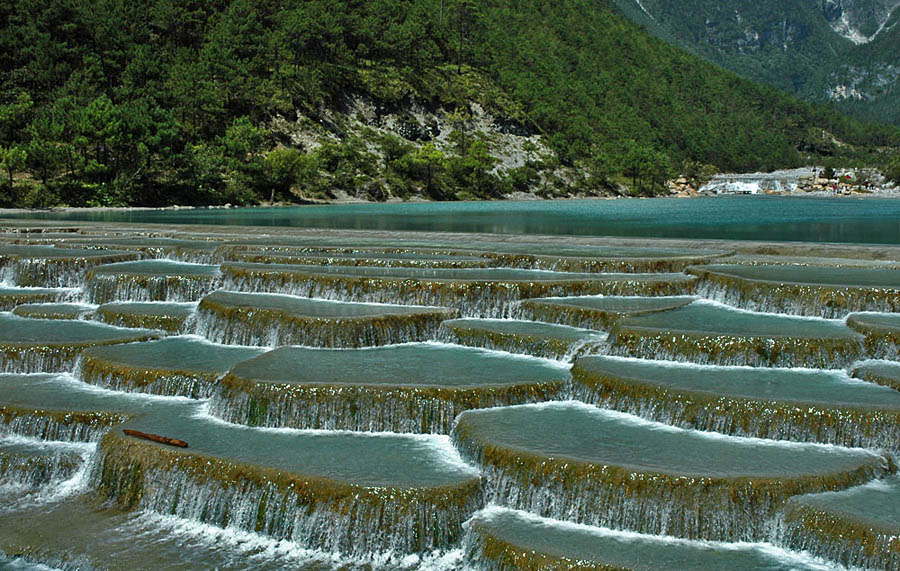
3, 188, 900, 217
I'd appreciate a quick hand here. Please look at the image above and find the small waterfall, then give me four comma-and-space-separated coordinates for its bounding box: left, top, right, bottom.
451, 404, 892, 543
571, 369, 900, 451
436, 321, 606, 361
690, 275, 897, 319
0, 438, 88, 489
222, 266, 694, 319
0, 287, 80, 311
96, 302, 197, 334
84, 273, 222, 304
0, 408, 127, 442
605, 330, 865, 368
847, 314, 900, 360
76, 357, 219, 399
193, 301, 449, 349
83, 261, 223, 304
486, 253, 716, 274
91, 431, 483, 557
5, 253, 139, 288
0, 346, 101, 376
209, 375, 568, 434
778, 482, 900, 571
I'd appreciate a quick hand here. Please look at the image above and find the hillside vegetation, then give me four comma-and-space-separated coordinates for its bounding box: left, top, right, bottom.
1, 0, 898, 207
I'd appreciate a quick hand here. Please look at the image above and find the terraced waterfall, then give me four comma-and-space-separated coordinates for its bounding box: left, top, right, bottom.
1, 220, 899, 570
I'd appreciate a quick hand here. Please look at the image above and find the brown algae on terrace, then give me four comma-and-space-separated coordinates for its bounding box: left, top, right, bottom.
211, 343, 571, 434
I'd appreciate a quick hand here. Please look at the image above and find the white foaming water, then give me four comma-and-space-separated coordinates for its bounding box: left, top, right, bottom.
118, 510, 466, 570
53, 371, 200, 406
0, 441, 97, 511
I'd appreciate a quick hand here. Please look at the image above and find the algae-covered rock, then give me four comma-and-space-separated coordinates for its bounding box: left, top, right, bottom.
12, 303, 95, 320
453, 401, 890, 542
689, 263, 900, 318
782, 476, 900, 571
847, 312, 900, 360
464, 507, 836, 571
514, 295, 695, 331
195, 290, 452, 347
608, 301, 864, 368
96, 301, 197, 333
439, 318, 606, 360
0, 313, 162, 373
851, 359, 900, 391
220, 263, 696, 318
0, 244, 140, 287
573, 355, 900, 449
94, 409, 482, 556
79, 337, 266, 398
211, 343, 571, 434
84, 260, 222, 304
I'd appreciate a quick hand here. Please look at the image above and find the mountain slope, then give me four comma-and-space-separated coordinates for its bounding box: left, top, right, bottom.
610, 0, 900, 125
0, 0, 897, 207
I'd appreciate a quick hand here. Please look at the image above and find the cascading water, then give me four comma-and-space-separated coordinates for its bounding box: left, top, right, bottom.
2, 221, 900, 569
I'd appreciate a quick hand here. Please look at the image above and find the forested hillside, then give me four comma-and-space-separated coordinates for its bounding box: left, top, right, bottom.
1, 0, 898, 207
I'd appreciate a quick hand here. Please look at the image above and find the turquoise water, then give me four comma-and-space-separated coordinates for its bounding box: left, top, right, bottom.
9, 196, 900, 243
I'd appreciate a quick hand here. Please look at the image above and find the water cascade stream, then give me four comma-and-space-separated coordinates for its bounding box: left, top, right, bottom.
0, 219, 898, 569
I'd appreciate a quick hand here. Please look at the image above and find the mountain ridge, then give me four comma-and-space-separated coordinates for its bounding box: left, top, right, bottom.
611, 0, 900, 125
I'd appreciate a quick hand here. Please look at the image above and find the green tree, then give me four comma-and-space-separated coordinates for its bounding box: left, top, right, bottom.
263, 147, 304, 202
0, 146, 27, 189
884, 155, 900, 186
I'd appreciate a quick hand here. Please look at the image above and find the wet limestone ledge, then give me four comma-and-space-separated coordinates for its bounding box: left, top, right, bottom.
0, 400, 125, 443
210, 344, 571, 434
226, 248, 495, 269
485, 247, 728, 274
0, 286, 77, 311
12, 303, 95, 320
0, 439, 86, 488
572, 356, 900, 450
452, 402, 892, 543
607, 302, 864, 368
688, 264, 900, 318
463, 507, 833, 571
847, 312, 900, 360
79, 337, 266, 398
0, 245, 140, 288
438, 319, 605, 361
781, 476, 900, 571
0, 313, 162, 374
58, 236, 223, 264
95, 302, 196, 333
194, 290, 453, 348
84, 260, 222, 304
852, 360, 900, 391
513, 296, 695, 331
93, 429, 483, 557
220, 263, 696, 318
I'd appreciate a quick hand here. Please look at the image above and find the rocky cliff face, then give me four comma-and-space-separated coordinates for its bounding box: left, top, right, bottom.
611, 0, 900, 124
821, 0, 900, 43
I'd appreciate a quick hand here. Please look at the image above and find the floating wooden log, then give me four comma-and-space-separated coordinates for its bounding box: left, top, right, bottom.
123, 429, 188, 448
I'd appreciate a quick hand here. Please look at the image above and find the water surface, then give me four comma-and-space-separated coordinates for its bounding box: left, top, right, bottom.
10, 196, 900, 244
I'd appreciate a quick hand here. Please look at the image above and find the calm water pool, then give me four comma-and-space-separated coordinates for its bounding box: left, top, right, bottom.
8, 196, 900, 244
